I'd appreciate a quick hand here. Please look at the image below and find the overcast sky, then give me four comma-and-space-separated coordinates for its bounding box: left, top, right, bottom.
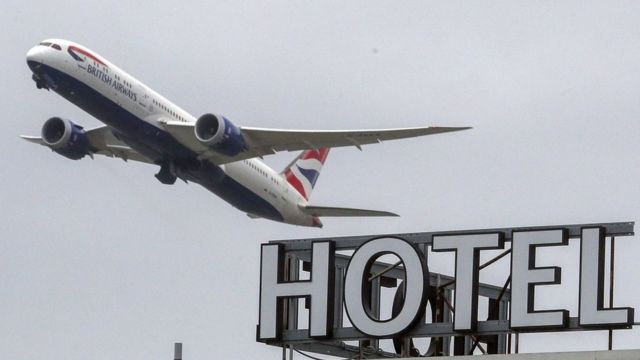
1, 1, 639, 359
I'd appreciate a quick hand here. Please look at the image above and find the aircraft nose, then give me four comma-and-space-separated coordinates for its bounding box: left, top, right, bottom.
26, 46, 44, 71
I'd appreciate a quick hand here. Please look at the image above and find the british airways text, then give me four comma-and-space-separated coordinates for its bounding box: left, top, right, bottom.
87, 64, 137, 102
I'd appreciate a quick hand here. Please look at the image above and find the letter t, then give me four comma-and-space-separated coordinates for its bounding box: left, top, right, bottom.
432, 233, 504, 331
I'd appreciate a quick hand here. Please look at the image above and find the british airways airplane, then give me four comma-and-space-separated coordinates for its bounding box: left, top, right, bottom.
23, 39, 469, 227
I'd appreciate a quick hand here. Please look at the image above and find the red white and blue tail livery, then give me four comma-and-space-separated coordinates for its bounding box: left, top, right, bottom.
283, 148, 329, 201
22, 39, 470, 227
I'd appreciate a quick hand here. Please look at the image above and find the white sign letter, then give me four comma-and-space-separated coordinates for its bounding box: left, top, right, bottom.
258, 241, 335, 340
511, 229, 569, 329
579, 227, 634, 327
432, 233, 504, 331
344, 237, 427, 338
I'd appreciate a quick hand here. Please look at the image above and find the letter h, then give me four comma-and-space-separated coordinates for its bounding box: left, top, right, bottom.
258, 241, 335, 341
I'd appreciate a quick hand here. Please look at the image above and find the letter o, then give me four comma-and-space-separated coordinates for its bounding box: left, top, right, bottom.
343, 237, 428, 337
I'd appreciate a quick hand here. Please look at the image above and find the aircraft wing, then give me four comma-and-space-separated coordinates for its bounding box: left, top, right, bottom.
300, 205, 399, 217
160, 120, 471, 165
21, 126, 154, 164
240, 126, 471, 152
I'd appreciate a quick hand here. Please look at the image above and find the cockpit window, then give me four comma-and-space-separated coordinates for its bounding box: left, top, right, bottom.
37, 42, 62, 50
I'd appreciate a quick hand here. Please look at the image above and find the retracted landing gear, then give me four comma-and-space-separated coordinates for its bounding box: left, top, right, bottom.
32, 74, 49, 90
155, 162, 177, 185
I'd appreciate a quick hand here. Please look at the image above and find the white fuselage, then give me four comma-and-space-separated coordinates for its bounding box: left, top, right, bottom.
26, 39, 318, 227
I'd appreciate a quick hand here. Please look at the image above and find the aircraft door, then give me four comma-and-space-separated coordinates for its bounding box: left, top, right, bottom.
136, 84, 149, 111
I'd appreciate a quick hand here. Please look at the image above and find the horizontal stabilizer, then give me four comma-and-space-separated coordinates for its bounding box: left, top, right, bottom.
300, 205, 399, 217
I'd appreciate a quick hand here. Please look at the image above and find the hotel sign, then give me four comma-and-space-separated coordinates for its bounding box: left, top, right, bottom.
257, 223, 635, 342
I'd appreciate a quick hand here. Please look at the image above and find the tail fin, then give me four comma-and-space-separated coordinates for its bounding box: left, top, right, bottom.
281, 147, 330, 200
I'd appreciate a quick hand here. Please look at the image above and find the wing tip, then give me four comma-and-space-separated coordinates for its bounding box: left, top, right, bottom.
431, 126, 472, 131
376, 210, 400, 217
20, 135, 44, 144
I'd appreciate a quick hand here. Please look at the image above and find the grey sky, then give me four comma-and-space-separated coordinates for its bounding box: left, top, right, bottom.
1, 1, 639, 358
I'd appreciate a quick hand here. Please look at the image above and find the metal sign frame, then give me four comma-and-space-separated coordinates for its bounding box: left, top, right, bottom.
258, 222, 634, 358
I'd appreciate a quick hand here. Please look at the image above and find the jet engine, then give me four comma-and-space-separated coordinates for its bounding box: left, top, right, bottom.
194, 113, 246, 156
41, 117, 90, 160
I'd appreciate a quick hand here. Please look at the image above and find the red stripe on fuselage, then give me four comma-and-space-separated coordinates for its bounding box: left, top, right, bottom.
68, 45, 107, 67
284, 169, 308, 200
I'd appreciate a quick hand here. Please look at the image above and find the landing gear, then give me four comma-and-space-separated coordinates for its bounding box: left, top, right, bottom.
155, 162, 177, 185
32, 74, 48, 90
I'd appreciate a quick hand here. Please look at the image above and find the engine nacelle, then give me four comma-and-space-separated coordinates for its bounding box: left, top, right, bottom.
194, 113, 246, 156
41, 117, 90, 160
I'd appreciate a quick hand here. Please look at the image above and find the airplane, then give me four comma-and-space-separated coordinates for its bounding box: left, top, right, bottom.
22, 39, 470, 228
